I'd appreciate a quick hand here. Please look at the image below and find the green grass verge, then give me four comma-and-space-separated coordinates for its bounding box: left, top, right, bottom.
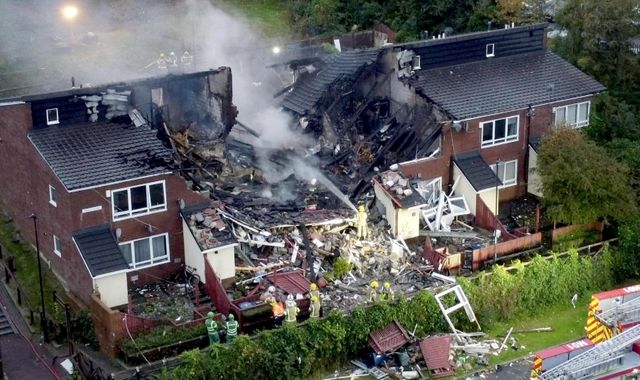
0, 215, 66, 327
454, 298, 588, 377
213, 0, 291, 37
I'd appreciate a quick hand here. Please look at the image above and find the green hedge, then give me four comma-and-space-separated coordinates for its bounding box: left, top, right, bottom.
160, 247, 617, 380
120, 324, 207, 355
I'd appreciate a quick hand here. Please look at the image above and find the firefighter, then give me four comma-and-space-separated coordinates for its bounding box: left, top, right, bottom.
168, 51, 178, 66
225, 314, 239, 343
271, 299, 285, 327
157, 53, 168, 70
380, 281, 395, 302
309, 283, 320, 301
181, 50, 193, 66
261, 285, 277, 303
284, 294, 300, 325
205, 311, 219, 345
310, 295, 321, 318
356, 204, 368, 239
368, 280, 379, 302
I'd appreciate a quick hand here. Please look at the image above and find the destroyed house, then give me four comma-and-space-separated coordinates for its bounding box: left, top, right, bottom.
280, 23, 604, 230
0, 69, 236, 309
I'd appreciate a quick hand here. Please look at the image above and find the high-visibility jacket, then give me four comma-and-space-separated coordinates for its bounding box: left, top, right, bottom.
205, 319, 217, 335
310, 301, 321, 318
226, 320, 239, 336
285, 305, 300, 323
272, 302, 285, 318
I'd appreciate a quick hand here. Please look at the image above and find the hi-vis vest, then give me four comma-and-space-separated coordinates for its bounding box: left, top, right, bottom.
226, 320, 238, 336
206, 319, 217, 335
272, 302, 285, 317
285, 305, 299, 322
310, 301, 320, 318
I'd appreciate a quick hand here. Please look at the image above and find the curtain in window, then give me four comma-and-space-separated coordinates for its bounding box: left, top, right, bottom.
152, 236, 167, 261
134, 239, 151, 264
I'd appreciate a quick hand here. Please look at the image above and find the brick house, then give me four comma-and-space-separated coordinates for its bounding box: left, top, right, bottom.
0, 69, 236, 308
280, 23, 604, 236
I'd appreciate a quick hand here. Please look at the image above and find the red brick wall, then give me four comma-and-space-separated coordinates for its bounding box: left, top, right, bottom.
400, 96, 595, 204
0, 103, 208, 305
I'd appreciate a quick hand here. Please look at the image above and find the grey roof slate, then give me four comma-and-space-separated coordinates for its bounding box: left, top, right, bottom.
410, 51, 605, 120
72, 225, 129, 277
28, 122, 172, 190
282, 49, 382, 115
453, 151, 502, 191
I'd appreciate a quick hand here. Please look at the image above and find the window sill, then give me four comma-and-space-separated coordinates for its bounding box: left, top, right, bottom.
54, 250, 61, 257
128, 258, 170, 271
49, 200, 57, 207
113, 206, 167, 222
481, 138, 518, 149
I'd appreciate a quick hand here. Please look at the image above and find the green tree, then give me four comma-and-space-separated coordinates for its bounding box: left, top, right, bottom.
537, 127, 636, 224
555, 0, 640, 100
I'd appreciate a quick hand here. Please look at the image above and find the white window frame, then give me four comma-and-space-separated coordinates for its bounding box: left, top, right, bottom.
46, 108, 59, 125
412, 55, 421, 70
119, 233, 170, 269
486, 43, 495, 57
49, 185, 57, 207
53, 235, 61, 257
553, 101, 590, 128
490, 159, 518, 188
480, 115, 519, 148
111, 180, 167, 221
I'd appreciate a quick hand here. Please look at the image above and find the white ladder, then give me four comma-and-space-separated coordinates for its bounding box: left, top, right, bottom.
596, 296, 640, 329
539, 324, 640, 380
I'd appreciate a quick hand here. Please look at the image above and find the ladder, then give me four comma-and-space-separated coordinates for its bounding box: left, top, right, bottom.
539, 324, 640, 380
595, 296, 640, 330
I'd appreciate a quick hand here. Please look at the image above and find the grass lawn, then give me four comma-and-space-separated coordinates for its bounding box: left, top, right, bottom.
0, 215, 66, 328
213, 0, 291, 37
452, 300, 587, 378
484, 299, 587, 365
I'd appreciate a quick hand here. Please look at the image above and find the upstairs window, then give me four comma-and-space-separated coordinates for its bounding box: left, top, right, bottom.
119, 234, 169, 269
481, 116, 519, 148
554, 102, 590, 128
412, 55, 421, 70
486, 43, 495, 57
490, 159, 518, 187
112, 181, 166, 220
46, 108, 59, 125
49, 185, 57, 207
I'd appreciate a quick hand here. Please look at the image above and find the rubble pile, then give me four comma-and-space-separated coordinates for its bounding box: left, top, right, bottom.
128, 283, 197, 323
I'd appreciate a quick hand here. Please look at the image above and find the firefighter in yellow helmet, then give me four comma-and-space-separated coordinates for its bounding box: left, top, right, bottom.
309, 283, 320, 301
368, 280, 379, 303
310, 295, 321, 318
356, 204, 368, 239
380, 281, 395, 302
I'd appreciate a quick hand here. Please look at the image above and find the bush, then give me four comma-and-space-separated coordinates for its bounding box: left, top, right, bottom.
163, 248, 621, 379
120, 323, 207, 355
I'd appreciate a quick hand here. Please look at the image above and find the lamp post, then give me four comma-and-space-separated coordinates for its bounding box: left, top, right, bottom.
28, 214, 48, 343
494, 159, 501, 264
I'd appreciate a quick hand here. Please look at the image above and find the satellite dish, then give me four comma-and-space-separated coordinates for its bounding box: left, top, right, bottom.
179, 198, 186, 210
115, 228, 122, 240
452, 121, 462, 132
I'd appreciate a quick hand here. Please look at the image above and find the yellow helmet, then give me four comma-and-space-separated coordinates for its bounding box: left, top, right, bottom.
370, 280, 379, 288
310, 283, 317, 291
311, 295, 318, 302
384, 282, 391, 288
358, 204, 365, 212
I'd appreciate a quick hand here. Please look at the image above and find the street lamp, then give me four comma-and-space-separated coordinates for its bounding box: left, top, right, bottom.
61, 5, 79, 21
494, 159, 502, 264
28, 214, 48, 343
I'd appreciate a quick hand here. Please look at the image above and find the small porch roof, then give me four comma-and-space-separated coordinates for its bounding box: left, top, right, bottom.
453, 151, 501, 191
72, 225, 129, 277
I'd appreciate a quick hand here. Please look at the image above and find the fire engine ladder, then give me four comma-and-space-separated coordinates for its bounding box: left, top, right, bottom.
539, 324, 640, 380
594, 296, 640, 330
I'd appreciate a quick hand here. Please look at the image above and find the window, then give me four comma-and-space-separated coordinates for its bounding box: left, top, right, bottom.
490, 160, 518, 187
412, 55, 421, 70
486, 43, 495, 57
53, 235, 61, 257
111, 181, 166, 220
46, 108, 59, 125
414, 177, 441, 206
49, 185, 57, 207
481, 116, 519, 147
119, 234, 169, 269
554, 102, 590, 128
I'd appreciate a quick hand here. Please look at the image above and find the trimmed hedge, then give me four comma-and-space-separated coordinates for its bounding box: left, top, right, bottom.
160, 247, 617, 380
